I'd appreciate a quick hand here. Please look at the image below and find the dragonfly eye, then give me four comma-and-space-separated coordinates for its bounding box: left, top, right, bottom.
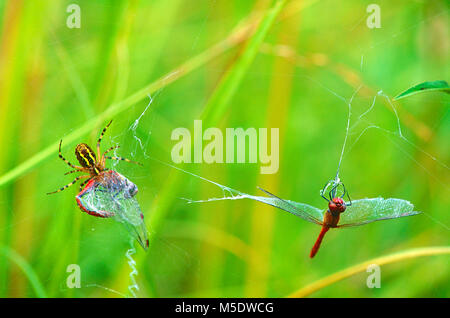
329, 197, 346, 213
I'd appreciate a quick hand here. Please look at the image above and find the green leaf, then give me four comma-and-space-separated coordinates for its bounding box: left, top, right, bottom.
0, 20, 249, 188
0, 246, 48, 298
394, 80, 450, 100
201, 0, 287, 125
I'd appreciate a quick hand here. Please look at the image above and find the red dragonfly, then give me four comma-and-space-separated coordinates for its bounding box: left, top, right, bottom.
255, 179, 420, 258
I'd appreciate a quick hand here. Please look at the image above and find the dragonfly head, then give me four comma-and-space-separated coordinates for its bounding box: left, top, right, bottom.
329, 197, 346, 213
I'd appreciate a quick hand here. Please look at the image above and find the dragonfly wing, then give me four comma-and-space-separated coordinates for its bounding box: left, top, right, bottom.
338, 197, 420, 227
256, 187, 324, 225
77, 171, 149, 250
112, 195, 149, 250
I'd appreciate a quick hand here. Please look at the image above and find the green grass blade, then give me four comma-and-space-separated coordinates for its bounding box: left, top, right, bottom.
0, 27, 249, 188
0, 246, 48, 298
109, 0, 288, 294
288, 246, 450, 298
149, 0, 287, 234
54, 42, 95, 119
394, 80, 450, 100
201, 0, 287, 125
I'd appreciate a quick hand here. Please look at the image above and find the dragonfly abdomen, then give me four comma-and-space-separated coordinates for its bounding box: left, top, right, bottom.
310, 211, 341, 258
310, 226, 329, 258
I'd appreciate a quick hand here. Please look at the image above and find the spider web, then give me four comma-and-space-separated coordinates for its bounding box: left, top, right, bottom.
64, 2, 450, 297
47, 3, 215, 298
2, 0, 449, 298
157, 81, 449, 231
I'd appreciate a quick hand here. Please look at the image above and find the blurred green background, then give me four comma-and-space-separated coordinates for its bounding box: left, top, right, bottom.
0, 0, 448, 298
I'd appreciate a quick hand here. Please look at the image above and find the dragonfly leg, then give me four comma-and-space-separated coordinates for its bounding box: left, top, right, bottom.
330, 183, 339, 199
340, 183, 347, 199
346, 191, 353, 207
321, 180, 331, 202
341, 183, 353, 206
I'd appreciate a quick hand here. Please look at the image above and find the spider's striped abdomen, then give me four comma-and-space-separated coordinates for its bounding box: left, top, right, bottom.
75, 143, 97, 171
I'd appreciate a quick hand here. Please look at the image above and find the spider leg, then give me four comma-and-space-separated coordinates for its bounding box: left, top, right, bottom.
105, 156, 142, 166
97, 120, 113, 158
103, 145, 120, 157
64, 170, 79, 175
47, 175, 89, 195
78, 178, 90, 192
59, 140, 84, 170
101, 145, 120, 166
64, 168, 87, 175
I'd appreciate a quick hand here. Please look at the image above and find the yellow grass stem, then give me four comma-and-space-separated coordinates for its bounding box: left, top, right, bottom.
288, 246, 450, 298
